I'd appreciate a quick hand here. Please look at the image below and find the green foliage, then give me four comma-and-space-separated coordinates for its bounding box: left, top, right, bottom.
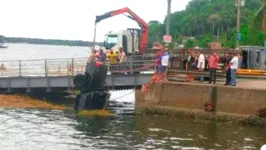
240, 25, 266, 45
254, 0, 266, 31
148, 0, 264, 48
148, 20, 164, 44
197, 36, 212, 48
184, 39, 195, 48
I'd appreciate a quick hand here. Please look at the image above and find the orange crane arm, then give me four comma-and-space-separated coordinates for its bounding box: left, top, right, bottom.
95, 7, 149, 54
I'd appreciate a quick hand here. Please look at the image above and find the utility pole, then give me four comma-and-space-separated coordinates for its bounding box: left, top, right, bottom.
166, 0, 171, 36
165, 0, 172, 50
236, 0, 241, 50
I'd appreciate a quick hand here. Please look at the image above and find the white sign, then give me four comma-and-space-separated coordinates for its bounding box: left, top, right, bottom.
163, 35, 172, 43
261, 144, 266, 150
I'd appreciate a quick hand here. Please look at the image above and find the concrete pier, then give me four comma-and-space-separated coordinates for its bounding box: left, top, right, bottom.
136, 81, 266, 125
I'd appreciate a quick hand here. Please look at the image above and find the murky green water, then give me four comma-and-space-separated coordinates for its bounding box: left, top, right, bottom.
0, 90, 265, 150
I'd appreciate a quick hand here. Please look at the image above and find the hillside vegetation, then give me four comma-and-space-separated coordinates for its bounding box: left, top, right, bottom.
0, 36, 102, 47
149, 0, 266, 48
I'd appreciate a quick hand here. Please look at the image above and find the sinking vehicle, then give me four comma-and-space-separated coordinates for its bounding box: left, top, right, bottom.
73, 60, 110, 110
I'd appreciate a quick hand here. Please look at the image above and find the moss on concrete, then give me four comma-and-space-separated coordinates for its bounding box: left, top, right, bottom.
136, 105, 266, 126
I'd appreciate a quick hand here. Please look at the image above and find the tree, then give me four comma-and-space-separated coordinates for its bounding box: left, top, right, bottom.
163, 0, 262, 48
198, 36, 213, 48
148, 20, 164, 45
240, 25, 266, 46
254, 0, 266, 32
207, 14, 221, 35
184, 39, 195, 48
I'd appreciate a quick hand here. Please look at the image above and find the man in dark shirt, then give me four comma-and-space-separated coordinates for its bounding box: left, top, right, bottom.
187, 49, 195, 70
99, 49, 106, 64
224, 53, 232, 85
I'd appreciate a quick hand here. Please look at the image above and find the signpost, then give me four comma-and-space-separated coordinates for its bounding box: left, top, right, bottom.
163, 35, 172, 43
236, 33, 241, 41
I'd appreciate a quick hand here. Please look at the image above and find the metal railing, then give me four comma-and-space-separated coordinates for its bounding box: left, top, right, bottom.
0, 55, 156, 77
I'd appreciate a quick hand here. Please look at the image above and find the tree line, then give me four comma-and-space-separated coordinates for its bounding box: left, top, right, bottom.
148, 0, 266, 49
1, 0, 265, 49
0, 36, 103, 47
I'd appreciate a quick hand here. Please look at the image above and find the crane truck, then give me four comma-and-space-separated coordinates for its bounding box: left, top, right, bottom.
95, 7, 149, 54
95, 7, 157, 74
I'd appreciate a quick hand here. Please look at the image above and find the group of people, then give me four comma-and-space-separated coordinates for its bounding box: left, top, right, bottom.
87, 47, 127, 65
187, 49, 239, 86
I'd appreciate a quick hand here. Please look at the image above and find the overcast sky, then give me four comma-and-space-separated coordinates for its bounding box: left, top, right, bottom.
0, 0, 191, 42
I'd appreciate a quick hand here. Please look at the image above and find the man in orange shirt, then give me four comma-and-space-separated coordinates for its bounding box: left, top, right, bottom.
208, 52, 219, 84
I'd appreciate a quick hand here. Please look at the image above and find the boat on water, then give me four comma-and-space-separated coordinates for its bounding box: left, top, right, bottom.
0, 35, 8, 48
0, 43, 8, 48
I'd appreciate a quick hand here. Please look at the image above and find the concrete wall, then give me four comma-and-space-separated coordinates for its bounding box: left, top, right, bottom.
136, 82, 266, 116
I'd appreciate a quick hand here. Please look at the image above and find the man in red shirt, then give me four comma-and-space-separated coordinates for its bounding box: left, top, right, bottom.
155, 49, 163, 73
208, 52, 219, 84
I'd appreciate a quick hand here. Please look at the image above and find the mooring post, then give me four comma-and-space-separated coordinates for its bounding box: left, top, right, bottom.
18, 60, 22, 77
71, 58, 74, 76
129, 56, 133, 73
44, 59, 48, 77
134, 74, 137, 89
26, 77, 30, 93
111, 75, 114, 90
7, 78, 11, 93
209, 86, 217, 112
67, 61, 69, 76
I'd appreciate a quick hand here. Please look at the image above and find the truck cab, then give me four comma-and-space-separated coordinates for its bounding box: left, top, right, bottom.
240, 46, 265, 69
103, 29, 140, 55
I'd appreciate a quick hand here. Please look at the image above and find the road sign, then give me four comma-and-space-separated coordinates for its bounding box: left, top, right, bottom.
236, 33, 241, 40
163, 35, 172, 43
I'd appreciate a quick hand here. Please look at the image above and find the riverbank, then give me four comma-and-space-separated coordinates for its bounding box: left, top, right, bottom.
135, 81, 266, 126
0, 95, 68, 110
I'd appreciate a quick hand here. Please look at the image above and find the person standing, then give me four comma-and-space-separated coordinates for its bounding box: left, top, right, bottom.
197, 50, 205, 82
155, 49, 163, 73
224, 53, 232, 85
160, 50, 169, 73
208, 52, 219, 84
227, 52, 238, 86
187, 49, 195, 70
107, 49, 118, 72
118, 47, 127, 63
107, 49, 118, 64
118, 47, 127, 72
87, 49, 97, 64
160, 50, 169, 81
99, 49, 107, 64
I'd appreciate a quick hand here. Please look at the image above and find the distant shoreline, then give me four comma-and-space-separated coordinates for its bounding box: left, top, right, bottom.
3, 37, 103, 47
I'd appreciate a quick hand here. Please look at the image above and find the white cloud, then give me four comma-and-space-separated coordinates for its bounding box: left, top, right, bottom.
0, 0, 191, 41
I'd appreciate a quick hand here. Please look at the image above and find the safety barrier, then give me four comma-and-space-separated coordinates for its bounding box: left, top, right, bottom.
0, 55, 157, 77
166, 69, 266, 84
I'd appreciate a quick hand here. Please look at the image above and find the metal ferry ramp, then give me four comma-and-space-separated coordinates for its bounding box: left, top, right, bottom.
0, 56, 155, 93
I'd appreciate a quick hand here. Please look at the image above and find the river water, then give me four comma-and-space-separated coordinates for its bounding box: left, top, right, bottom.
0, 44, 266, 150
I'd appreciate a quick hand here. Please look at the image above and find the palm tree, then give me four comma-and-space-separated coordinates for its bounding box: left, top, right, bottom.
207, 14, 221, 35
254, 0, 266, 32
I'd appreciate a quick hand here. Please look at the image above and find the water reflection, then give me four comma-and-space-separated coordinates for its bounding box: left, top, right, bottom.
0, 90, 265, 150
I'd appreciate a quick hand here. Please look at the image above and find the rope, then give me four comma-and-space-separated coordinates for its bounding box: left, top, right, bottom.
109, 90, 135, 101
141, 73, 164, 92
110, 63, 155, 73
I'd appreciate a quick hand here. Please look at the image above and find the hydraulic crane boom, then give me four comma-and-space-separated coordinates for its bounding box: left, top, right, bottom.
95, 7, 149, 54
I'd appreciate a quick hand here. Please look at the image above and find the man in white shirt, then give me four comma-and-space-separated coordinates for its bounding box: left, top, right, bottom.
197, 50, 205, 82
227, 52, 238, 86
160, 51, 169, 73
